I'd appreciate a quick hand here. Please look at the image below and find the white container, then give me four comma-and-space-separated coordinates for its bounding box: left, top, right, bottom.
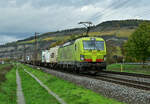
2, 61, 4, 64
45, 50, 50, 63
49, 46, 59, 63
26, 56, 30, 61
42, 50, 50, 63
42, 51, 46, 62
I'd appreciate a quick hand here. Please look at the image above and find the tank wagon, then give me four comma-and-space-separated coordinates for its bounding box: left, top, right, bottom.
26, 37, 107, 73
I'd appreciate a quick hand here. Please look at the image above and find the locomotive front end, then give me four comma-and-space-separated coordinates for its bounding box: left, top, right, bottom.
77, 37, 107, 71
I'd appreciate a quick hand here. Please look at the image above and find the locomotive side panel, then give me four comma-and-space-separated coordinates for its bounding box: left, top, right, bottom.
58, 43, 75, 62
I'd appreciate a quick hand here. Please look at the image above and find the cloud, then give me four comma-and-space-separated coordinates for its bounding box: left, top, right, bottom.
0, 35, 19, 45
0, 1, 105, 33
0, 0, 150, 43
1, 0, 150, 32
0, 0, 112, 33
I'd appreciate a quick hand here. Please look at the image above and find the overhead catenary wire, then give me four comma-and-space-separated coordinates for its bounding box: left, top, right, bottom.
90, 0, 121, 19
102, 0, 143, 20
91, 0, 142, 23
91, 0, 132, 20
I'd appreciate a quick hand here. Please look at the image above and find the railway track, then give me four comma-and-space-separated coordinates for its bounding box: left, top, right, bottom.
101, 71, 150, 78
93, 75, 150, 91
81, 71, 150, 91
29, 64, 150, 91
55, 69, 150, 91
64, 70, 150, 91
82, 70, 150, 91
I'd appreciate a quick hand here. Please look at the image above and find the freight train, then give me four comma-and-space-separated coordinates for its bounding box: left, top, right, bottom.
25, 37, 107, 73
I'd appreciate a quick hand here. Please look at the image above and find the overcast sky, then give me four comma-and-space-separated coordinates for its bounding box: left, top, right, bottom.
0, 0, 150, 44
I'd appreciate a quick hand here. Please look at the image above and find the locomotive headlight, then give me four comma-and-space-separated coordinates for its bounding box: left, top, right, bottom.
80, 55, 84, 61
104, 56, 107, 61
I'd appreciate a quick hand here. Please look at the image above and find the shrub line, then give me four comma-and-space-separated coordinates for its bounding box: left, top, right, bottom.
23, 68, 67, 104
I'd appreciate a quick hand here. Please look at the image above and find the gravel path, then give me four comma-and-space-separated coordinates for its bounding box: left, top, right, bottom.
16, 69, 26, 104
41, 68, 150, 104
24, 69, 67, 104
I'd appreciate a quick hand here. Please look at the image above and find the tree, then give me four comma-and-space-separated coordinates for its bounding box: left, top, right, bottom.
124, 22, 150, 64
106, 41, 118, 64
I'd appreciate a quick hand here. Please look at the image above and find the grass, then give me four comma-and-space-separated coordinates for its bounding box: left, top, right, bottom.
0, 64, 16, 104
0, 64, 6, 69
0, 64, 13, 84
107, 64, 150, 75
43, 37, 54, 41
88, 29, 135, 37
19, 35, 71, 45
21, 64, 125, 104
116, 29, 135, 37
46, 36, 71, 41
18, 65, 60, 104
19, 39, 35, 44
0, 64, 11, 69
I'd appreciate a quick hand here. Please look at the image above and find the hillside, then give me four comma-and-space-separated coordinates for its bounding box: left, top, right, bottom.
16, 19, 148, 46
0, 19, 149, 59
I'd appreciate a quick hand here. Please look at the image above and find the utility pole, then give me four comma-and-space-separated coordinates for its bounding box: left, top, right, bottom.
78, 21, 93, 37
23, 44, 26, 62
11, 50, 14, 61
34, 32, 40, 65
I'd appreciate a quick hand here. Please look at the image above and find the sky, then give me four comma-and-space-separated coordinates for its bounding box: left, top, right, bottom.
0, 0, 150, 45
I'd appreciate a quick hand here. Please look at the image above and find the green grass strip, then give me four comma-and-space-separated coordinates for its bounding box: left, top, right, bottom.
0, 64, 17, 104
18, 66, 60, 104
22, 64, 125, 104
0, 64, 11, 70
107, 64, 150, 75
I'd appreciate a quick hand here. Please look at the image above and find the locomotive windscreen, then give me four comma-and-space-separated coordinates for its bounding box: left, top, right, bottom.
83, 40, 104, 50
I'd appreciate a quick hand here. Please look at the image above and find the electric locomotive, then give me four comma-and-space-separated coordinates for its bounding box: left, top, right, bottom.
57, 37, 107, 73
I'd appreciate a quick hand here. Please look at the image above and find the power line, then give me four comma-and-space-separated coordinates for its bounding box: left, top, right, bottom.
90, 0, 120, 19
104, 1, 142, 19
91, 0, 142, 23
92, 0, 131, 20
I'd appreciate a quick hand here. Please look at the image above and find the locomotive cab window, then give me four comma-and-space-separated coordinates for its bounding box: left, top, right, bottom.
95, 41, 104, 50
83, 40, 104, 50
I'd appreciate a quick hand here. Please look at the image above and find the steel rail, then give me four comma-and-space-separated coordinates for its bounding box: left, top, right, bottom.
102, 71, 150, 78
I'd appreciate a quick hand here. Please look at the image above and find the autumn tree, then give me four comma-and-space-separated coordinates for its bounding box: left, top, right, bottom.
124, 22, 150, 63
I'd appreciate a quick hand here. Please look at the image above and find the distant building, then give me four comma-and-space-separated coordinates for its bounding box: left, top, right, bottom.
0, 61, 4, 64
